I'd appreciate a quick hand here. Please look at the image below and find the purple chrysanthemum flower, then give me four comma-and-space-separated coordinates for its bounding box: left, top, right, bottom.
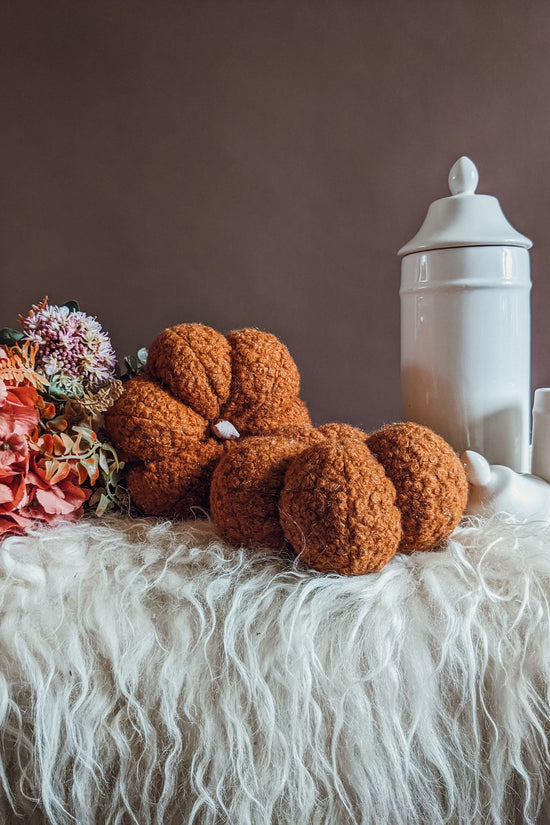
21, 302, 117, 390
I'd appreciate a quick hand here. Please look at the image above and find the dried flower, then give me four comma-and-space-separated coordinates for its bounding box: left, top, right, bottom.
28, 449, 91, 516
0, 381, 40, 440
0, 342, 49, 392
0, 381, 39, 536
0, 299, 131, 539
20, 301, 117, 390
78, 379, 124, 418
48, 373, 85, 399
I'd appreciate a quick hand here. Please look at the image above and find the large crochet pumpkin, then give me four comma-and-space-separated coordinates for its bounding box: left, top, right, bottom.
105, 323, 311, 516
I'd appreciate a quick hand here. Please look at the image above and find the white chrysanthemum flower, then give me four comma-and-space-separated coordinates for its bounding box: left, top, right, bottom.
21, 302, 117, 390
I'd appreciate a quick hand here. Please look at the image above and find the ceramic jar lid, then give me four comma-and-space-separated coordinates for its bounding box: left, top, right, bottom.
398, 156, 532, 257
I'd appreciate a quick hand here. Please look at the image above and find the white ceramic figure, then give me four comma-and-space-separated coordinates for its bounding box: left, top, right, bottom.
462, 449, 550, 524
400, 156, 533, 472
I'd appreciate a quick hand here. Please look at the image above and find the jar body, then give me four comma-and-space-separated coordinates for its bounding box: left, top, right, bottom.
400, 245, 531, 471
531, 389, 550, 482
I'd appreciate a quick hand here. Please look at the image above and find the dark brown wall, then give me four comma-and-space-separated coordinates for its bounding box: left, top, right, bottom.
1, 0, 549, 430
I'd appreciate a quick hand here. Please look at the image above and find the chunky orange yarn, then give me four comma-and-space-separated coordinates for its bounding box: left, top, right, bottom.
210, 424, 360, 551
280, 437, 402, 575
105, 323, 311, 516
210, 432, 315, 551
366, 421, 468, 554
106, 321, 467, 576
211, 421, 467, 576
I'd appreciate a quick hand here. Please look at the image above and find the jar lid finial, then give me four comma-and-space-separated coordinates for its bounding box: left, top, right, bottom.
448, 156, 479, 195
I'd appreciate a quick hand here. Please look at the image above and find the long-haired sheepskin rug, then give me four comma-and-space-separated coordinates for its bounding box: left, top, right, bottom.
0, 515, 550, 824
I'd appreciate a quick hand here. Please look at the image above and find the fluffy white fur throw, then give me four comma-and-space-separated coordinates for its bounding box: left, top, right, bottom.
0, 515, 550, 824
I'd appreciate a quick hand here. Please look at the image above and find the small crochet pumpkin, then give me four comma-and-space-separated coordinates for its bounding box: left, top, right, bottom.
211, 421, 467, 575
279, 436, 402, 575
366, 421, 468, 554
105, 323, 311, 516
209, 423, 366, 553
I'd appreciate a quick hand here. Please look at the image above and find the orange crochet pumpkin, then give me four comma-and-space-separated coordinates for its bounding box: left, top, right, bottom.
279, 436, 402, 574
366, 421, 469, 554
105, 323, 311, 516
211, 421, 468, 576
209, 423, 366, 553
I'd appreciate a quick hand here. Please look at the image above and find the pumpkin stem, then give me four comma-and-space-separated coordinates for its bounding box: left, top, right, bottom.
212, 420, 240, 440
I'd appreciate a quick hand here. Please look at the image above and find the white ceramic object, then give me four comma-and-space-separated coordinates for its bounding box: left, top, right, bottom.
399, 157, 533, 472
462, 449, 550, 523
532, 388, 550, 482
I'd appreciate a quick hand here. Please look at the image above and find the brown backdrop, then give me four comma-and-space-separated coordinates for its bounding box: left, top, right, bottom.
1, 0, 549, 431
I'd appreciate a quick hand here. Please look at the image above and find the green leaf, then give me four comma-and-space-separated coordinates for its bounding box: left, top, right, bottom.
62, 300, 80, 313
99, 441, 118, 461
98, 450, 110, 474
95, 493, 112, 516
123, 354, 138, 373
123, 348, 148, 378
82, 454, 99, 482
72, 424, 95, 439
0, 328, 25, 346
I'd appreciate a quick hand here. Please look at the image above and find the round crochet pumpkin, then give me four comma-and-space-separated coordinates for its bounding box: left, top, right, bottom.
280, 437, 402, 575
366, 421, 468, 553
210, 423, 365, 551
105, 323, 311, 516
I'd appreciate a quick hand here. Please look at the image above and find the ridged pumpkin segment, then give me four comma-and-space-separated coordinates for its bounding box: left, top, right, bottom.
366, 421, 468, 554
210, 423, 368, 553
104, 375, 208, 460
279, 438, 402, 575
210, 431, 316, 550
147, 323, 232, 420
126, 441, 224, 517
239, 396, 312, 436
221, 328, 301, 432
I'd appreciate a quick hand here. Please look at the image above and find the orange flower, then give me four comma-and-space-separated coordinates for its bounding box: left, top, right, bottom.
27, 453, 91, 516
0, 381, 39, 440
0, 433, 29, 509
0, 377, 90, 536
0, 380, 38, 535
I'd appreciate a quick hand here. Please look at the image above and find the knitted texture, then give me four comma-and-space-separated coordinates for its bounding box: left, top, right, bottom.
147, 324, 231, 420
211, 420, 467, 575
210, 424, 359, 551
315, 422, 367, 441
126, 445, 225, 517
279, 437, 402, 575
367, 421, 468, 553
210, 433, 314, 551
221, 328, 300, 432
239, 396, 312, 436
105, 323, 311, 517
105, 375, 208, 458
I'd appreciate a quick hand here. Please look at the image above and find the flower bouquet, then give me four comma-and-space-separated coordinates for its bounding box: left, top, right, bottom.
0, 299, 130, 539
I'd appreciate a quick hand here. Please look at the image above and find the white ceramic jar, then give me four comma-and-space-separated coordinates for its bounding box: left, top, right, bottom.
399, 157, 533, 472
531, 388, 550, 482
